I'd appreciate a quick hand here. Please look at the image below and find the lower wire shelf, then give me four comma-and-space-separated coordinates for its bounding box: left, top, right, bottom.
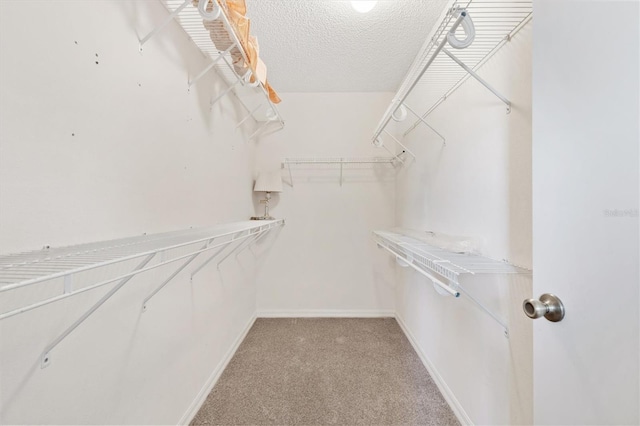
0, 219, 284, 367
373, 229, 531, 337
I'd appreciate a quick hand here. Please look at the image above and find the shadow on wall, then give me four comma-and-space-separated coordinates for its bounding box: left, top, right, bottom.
117, 1, 256, 137
506, 24, 533, 270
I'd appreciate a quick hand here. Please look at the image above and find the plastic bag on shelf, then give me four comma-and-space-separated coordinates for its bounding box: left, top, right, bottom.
394, 228, 483, 255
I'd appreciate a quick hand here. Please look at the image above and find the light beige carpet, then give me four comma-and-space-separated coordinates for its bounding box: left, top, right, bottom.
191, 318, 459, 425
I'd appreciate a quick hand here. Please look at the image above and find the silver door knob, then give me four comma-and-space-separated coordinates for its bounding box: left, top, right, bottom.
523, 293, 565, 322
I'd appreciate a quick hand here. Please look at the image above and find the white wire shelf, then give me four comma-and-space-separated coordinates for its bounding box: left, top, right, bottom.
373, 229, 530, 337
140, 0, 284, 139
372, 0, 532, 148
281, 157, 399, 187
0, 219, 284, 367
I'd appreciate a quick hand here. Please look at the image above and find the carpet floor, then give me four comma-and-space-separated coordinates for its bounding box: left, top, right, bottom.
191, 318, 459, 425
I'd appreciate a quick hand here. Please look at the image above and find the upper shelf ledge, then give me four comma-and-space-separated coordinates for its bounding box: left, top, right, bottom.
372, 0, 532, 152
139, 0, 285, 139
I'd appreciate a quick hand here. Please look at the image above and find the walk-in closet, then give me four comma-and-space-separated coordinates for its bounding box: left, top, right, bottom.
1, 0, 638, 425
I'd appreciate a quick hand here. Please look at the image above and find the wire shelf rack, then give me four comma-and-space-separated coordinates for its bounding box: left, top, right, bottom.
373, 0, 532, 147
0, 219, 284, 367
141, 0, 284, 139
373, 229, 530, 336
281, 157, 399, 187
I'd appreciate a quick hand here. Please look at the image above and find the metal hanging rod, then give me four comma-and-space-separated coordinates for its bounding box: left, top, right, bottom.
139, 0, 284, 132
373, 229, 531, 338
0, 220, 284, 367
372, 0, 531, 151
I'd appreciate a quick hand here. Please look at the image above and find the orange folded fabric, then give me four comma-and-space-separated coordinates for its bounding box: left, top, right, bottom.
192, 0, 281, 105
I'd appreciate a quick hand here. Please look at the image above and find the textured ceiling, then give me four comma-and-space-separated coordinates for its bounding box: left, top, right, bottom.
244, 0, 449, 92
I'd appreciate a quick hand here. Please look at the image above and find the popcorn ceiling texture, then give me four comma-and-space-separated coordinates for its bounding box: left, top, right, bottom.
244, 0, 448, 92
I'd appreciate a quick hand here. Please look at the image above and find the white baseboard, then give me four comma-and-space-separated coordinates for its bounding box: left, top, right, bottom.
177, 314, 257, 426
257, 309, 395, 318
178, 311, 468, 426
395, 314, 473, 426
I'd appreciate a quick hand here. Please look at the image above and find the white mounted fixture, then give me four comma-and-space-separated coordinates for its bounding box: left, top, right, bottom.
372, 0, 533, 153
0, 220, 285, 368
281, 157, 400, 187
138, 0, 285, 138
252, 171, 283, 220
351, 1, 377, 13
373, 229, 531, 338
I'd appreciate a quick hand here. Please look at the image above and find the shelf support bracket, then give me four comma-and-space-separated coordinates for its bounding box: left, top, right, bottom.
210, 79, 240, 107
217, 230, 261, 269
283, 161, 294, 188
236, 105, 262, 129
382, 130, 417, 161
442, 48, 511, 113
188, 44, 236, 89
375, 242, 460, 297
190, 232, 244, 280
371, 10, 468, 143
403, 103, 446, 143
238, 226, 273, 257
142, 239, 215, 311
248, 121, 270, 141
41, 253, 157, 368
139, 0, 191, 51
455, 285, 509, 338
340, 159, 344, 187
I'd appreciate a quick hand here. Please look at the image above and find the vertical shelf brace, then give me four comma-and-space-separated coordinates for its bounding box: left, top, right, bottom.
236, 105, 262, 129
403, 103, 446, 143
190, 232, 244, 280
217, 230, 260, 269
442, 48, 511, 113
188, 44, 236, 89
382, 130, 417, 160
139, 0, 191, 51
41, 253, 157, 368
142, 239, 215, 311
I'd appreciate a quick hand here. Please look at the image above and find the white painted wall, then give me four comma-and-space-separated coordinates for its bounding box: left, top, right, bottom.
532, 1, 639, 424
393, 22, 533, 425
254, 93, 396, 316
0, 1, 267, 424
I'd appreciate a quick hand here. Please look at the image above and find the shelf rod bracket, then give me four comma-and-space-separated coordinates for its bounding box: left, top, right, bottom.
442, 48, 511, 113
371, 10, 468, 143
248, 121, 270, 141
139, 0, 191, 51
237, 227, 272, 257
285, 162, 294, 188
382, 130, 417, 160
188, 44, 236, 89
236, 105, 262, 129
142, 239, 215, 311
190, 232, 244, 280
41, 253, 156, 368
456, 285, 509, 338
375, 242, 460, 297
210, 79, 240, 107
377, 139, 402, 163
217, 230, 260, 269
219, 55, 245, 86
403, 103, 446, 143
